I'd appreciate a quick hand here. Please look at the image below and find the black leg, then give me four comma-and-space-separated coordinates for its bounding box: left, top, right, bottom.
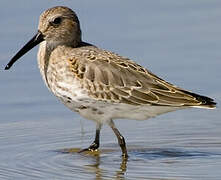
87, 128, 100, 151
109, 120, 128, 158
79, 123, 101, 153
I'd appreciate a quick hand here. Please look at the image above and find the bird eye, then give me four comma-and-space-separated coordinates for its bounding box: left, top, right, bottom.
52, 17, 62, 25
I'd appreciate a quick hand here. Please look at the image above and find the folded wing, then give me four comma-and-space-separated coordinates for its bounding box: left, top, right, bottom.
68, 47, 216, 109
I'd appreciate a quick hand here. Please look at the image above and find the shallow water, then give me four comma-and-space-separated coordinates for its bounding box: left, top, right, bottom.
0, 1, 221, 179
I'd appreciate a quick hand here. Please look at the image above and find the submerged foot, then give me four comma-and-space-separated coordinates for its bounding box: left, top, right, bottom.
78, 142, 99, 153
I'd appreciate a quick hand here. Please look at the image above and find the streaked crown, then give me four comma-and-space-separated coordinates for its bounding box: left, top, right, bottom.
38, 6, 82, 48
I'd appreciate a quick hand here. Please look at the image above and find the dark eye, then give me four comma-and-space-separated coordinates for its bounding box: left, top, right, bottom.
52, 17, 62, 25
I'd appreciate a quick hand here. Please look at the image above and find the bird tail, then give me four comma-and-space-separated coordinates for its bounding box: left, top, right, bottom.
180, 90, 217, 109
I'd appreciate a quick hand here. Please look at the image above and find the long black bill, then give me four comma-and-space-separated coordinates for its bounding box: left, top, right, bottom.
5, 31, 44, 70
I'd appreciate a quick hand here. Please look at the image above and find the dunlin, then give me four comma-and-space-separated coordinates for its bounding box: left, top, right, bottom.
5, 6, 216, 157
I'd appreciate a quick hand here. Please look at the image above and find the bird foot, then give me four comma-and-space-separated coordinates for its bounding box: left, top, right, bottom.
78, 142, 99, 153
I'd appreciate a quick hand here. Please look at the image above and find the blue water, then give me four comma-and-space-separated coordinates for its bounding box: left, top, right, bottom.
0, 1, 221, 179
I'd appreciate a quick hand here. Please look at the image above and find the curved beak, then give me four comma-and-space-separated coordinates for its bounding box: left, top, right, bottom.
5, 31, 44, 70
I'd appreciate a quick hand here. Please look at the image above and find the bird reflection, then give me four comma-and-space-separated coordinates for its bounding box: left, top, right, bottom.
84, 154, 128, 180
60, 147, 128, 180
59, 147, 204, 179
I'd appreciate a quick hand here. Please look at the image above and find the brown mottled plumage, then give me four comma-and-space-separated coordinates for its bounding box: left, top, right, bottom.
5, 6, 216, 157
66, 46, 212, 107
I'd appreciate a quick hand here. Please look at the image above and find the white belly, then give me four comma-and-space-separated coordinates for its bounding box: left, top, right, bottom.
54, 84, 181, 124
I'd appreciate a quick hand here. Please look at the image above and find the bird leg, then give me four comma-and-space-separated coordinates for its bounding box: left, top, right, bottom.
79, 123, 101, 153
109, 120, 128, 158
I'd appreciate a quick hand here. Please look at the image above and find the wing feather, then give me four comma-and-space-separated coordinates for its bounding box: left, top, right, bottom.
67, 46, 215, 108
